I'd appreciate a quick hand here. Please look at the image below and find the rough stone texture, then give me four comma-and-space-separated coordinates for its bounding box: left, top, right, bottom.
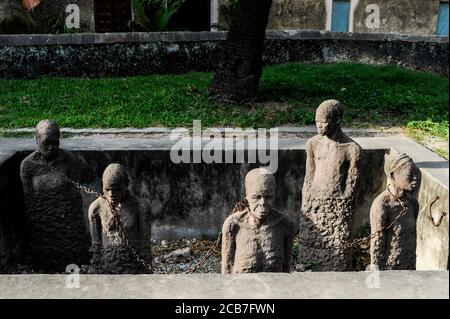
267, 0, 326, 30
19, 121, 89, 272
353, 0, 440, 35
219, 0, 444, 35
0, 132, 447, 271
89, 164, 152, 274
2, 0, 447, 35
370, 150, 420, 270
221, 168, 294, 274
20, 149, 91, 272
0, 271, 448, 299
0, 31, 447, 78
416, 171, 449, 270
299, 100, 362, 271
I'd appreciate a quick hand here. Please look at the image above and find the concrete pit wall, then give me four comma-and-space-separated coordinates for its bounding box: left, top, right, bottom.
1, 149, 385, 237
0, 31, 448, 78
0, 138, 448, 272
417, 171, 449, 270
0, 148, 385, 271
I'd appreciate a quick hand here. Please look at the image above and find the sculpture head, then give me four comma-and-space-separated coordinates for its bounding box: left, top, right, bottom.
102, 164, 129, 205
35, 120, 60, 160
385, 150, 419, 197
315, 100, 344, 137
245, 167, 276, 223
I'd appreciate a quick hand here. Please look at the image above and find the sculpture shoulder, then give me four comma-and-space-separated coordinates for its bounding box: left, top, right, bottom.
306, 136, 321, 149
343, 136, 362, 154
88, 197, 105, 218
20, 151, 39, 175
370, 191, 390, 217
223, 210, 247, 231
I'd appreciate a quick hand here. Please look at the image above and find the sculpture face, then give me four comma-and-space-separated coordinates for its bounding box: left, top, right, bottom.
391, 161, 419, 193
247, 187, 275, 221
245, 170, 276, 221
36, 130, 60, 159
315, 109, 339, 137
102, 164, 129, 205
103, 178, 127, 205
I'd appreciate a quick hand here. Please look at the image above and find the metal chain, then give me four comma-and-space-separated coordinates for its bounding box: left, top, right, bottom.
183, 199, 249, 274
184, 232, 222, 274
299, 189, 408, 250
105, 200, 157, 274
41, 154, 157, 274
40, 153, 408, 272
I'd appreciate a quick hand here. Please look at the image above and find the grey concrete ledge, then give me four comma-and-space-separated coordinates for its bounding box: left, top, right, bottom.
1, 126, 396, 137
0, 133, 447, 187
0, 271, 447, 299
0, 30, 447, 47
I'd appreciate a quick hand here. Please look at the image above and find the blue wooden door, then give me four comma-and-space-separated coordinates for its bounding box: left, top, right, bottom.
436, 2, 449, 36
331, 1, 350, 32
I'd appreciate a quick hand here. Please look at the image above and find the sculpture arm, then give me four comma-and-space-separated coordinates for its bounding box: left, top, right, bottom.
221, 217, 237, 274
369, 200, 387, 267
19, 160, 36, 242
88, 203, 102, 262
344, 145, 361, 199
302, 141, 315, 203
20, 160, 34, 202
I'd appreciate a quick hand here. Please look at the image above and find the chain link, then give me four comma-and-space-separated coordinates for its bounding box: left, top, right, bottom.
42, 155, 157, 274
183, 199, 249, 273
299, 189, 408, 250
40, 153, 408, 272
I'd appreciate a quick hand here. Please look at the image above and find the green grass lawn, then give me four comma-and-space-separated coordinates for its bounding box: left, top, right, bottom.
0, 63, 448, 140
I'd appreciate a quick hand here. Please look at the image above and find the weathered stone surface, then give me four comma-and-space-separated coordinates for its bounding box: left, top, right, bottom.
0, 135, 391, 241
299, 100, 362, 271
1, 132, 447, 271
0, 271, 448, 299
267, 0, 326, 30
222, 168, 295, 274
0, 31, 447, 78
370, 150, 420, 270
353, 0, 440, 35
416, 171, 449, 270
19, 120, 89, 272
89, 164, 152, 274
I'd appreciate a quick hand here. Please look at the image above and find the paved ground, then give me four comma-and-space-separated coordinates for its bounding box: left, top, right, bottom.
0, 271, 448, 299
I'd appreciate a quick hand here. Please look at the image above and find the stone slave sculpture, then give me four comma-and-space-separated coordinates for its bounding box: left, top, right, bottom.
89, 164, 152, 274
221, 167, 295, 274
20, 120, 89, 272
370, 150, 419, 270
299, 100, 362, 271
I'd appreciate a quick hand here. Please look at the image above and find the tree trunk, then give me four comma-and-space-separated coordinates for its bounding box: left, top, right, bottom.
208, 0, 273, 103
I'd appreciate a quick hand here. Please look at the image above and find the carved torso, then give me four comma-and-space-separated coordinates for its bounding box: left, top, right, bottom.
20, 150, 89, 272
370, 191, 418, 270
307, 135, 360, 198
222, 210, 294, 274
89, 195, 151, 274
299, 134, 362, 271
